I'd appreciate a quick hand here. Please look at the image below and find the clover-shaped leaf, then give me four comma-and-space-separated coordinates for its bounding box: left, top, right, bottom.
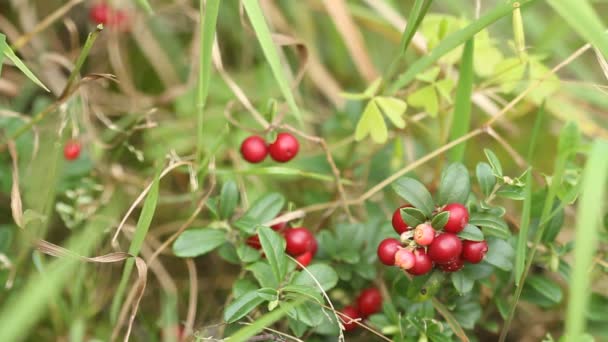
407, 85, 438, 116
355, 96, 407, 144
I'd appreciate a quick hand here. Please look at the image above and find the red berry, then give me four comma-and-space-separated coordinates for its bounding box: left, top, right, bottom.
339, 306, 360, 331
246, 235, 261, 250
442, 203, 469, 233
63, 140, 81, 161
284, 227, 314, 256
357, 288, 382, 317
407, 248, 433, 276
438, 257, 464, 272
428, 233, 462, 264
295, 251, 313, 268
461, 240, 488, 264
271, 221, 287, 232
268, 132, 299, 162
89, 3, 111, 24
391, 205, 412, 234
377, 238, 401, 266
394, 248, 415, 270
240, 135, 268, 163
414, 223, 435, 246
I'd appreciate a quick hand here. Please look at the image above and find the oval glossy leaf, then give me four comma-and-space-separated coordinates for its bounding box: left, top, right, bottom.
484, 149, 503, 177
525, 275, 563, 304
484, 238, 514, 271
247, 262, 279, 289
407, 270, 445, 302
457, 224, 484, 241
476, 162, 496, 197
431, 211, 450, 230
469, 213, 510, 239
219, 181, 239, 219
401, 207, 427, 227
258, 226, 288, 285
496, 185, 525, 200
451, 271, 474, 294
172, 228, 227, 257
437, 163, 471, 205
245, 193, 285, 224
392, 177, 435, 217
292, 263, 338, 292
223, 290, 265, 323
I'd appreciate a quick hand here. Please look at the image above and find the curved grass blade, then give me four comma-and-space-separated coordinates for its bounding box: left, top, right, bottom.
448, 39, 474, 162
0, 33, 49, 92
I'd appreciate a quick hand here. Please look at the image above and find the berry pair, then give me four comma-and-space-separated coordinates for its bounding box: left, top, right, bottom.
378, 203, 488, 276
340, 288, 383, 331
89, 2, 129, 30
247, 225, 317, 267
240, 132, 299, 164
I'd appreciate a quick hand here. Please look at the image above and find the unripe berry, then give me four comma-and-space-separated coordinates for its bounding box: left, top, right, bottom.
391, 204, 412, 234
64, 140, 81, 161
394, 248, 415, 270
377, 238, 401, 266
407, 248, 433, 276
240, 135, 268, 163
340, 306, 360, 331
414, 223, 435, 246
428, 233, 462, 264
284, 227, 314, 256
438, 257, 464, 272
268, 132, 299, 162
442, 203, 469, 233
295, 251, 313, 268
357, 288, 382, 317
461, 240, 488, 264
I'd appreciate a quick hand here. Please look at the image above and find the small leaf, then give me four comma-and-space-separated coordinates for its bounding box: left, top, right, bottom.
484, 238, 514, 271
355, 100, 388, 144
496, 185, 525, 200
434, 78, 455, 102
237, 244, 261, 263
469, 214, 510, 239
415, 66, 441, 83
0, 36, 49, 91
375, 96, 407, 129
558, 121, 580, 158
233, 279, 258, 299
292, 263, 338, 292
256, 288, 278, 301
476, 162, 496, 197
219, 181, 239, 219
363, 78, 382, 97
431, 211, 450, 230
282, 285, 323, 303
525, 275, 563, 304
258, 226, 288, 285
492, 57, 526, 93
484, 149, 503, 177
247, 262, 279, 288
406, 270, 445, 302
223, 290, 265, 323
457, 224, 484, 241
451, 271, 474, 294
172, 228, 227, 257
407, 85, 439, 116
437, 163, 470, 205
234, 193, 285, 232
392, 177, 435, 217
401, 207, 427, 227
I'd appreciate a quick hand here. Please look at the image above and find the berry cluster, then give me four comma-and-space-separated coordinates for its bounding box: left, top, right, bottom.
89, 2, 129, 30
247, 223, 317, 267
64, 140, 81, 161
377, 203, 488, 275
240, 132, 299, 164
339, 288, 383, 331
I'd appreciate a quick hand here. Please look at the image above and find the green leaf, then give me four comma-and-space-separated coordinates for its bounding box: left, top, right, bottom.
287, 301, 324, 327
484, 238, 514, 271
219, 181, 239, 219
247, 262, 278, 289
223, 290, 265, 323
282, 285, 323, 303
227, 299, 304, 342
401, 207, 427, 227
237, 244, 261, 263
0, 34, 49, 92
135, 0, 154, 14
431, 211, 450, 230
526, 275, 563, 304
557, 121, 580, 157
256, 288, 278, 301
242, 0, 302, 123
448, 39, 474, 162
415, 67, 441, 83
457, 224, 484, 241
437, 163, 470, 205
469, 214, 510, 239
407, 85, 438, 116
406, 270, 445, 302
451, 272, 474, 294
172, 228, 227, 257
233, 279, 258, 299
476, 162, 496, 197
492, 57, 526, 93
235, 193, 285, 232
484, 149, 503, 177
292, 264, 338, 292
355, 99, 388, 144
258, 226, 288, 285
496, 185, 526, 200
389, 0, 539, 92
434, 78, 455, 102
0, 225, 14, 252
375, 96, 407, 129
392, 177, 435, 217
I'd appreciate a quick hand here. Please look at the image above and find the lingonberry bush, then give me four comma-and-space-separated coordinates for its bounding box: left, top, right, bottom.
0, 1, 607, 342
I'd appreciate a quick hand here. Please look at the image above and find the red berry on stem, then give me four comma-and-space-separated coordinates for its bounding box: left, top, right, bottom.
340, 306, 361, 331
268, 132, 299, 162
357, 288, 383, 317
377, 238, 401, 266
407, 248, 433, 276
442, 203, 469, 233
394, 248, 415, 270
461, 240, 488, 264
438, 257, 464, 272
414, 223, 435, 246
284, 227, 314, 256
391, 205, 412, 234
428, 233, 462, 263
240, 135, 268, 163
64, 140, 81, 161
295, 251, 313, 268
90, 3, 111, 24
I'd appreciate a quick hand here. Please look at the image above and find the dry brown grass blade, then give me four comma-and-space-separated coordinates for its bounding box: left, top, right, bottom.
185, 258, 198, 338
321, 0, 379, 82
7, 140, 23, 228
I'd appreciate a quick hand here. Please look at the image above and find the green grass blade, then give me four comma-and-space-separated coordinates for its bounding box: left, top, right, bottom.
242, 0, 302, 124
196, 0, 220, 164
564, 139, 608, 340
388, 0, 538, 93
448, 39, 474, 162
110, 166, 162, 322
227, 299, 305, 342
215, 166, 352, 184
547, 0, 608, 60
0, 33, 49, 92
0, 34, 5, 76
135, 0, 154, 15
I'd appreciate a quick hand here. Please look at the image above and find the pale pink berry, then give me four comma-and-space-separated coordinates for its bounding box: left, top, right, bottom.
394, 248, 415, 270
414, 223, 435, 246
